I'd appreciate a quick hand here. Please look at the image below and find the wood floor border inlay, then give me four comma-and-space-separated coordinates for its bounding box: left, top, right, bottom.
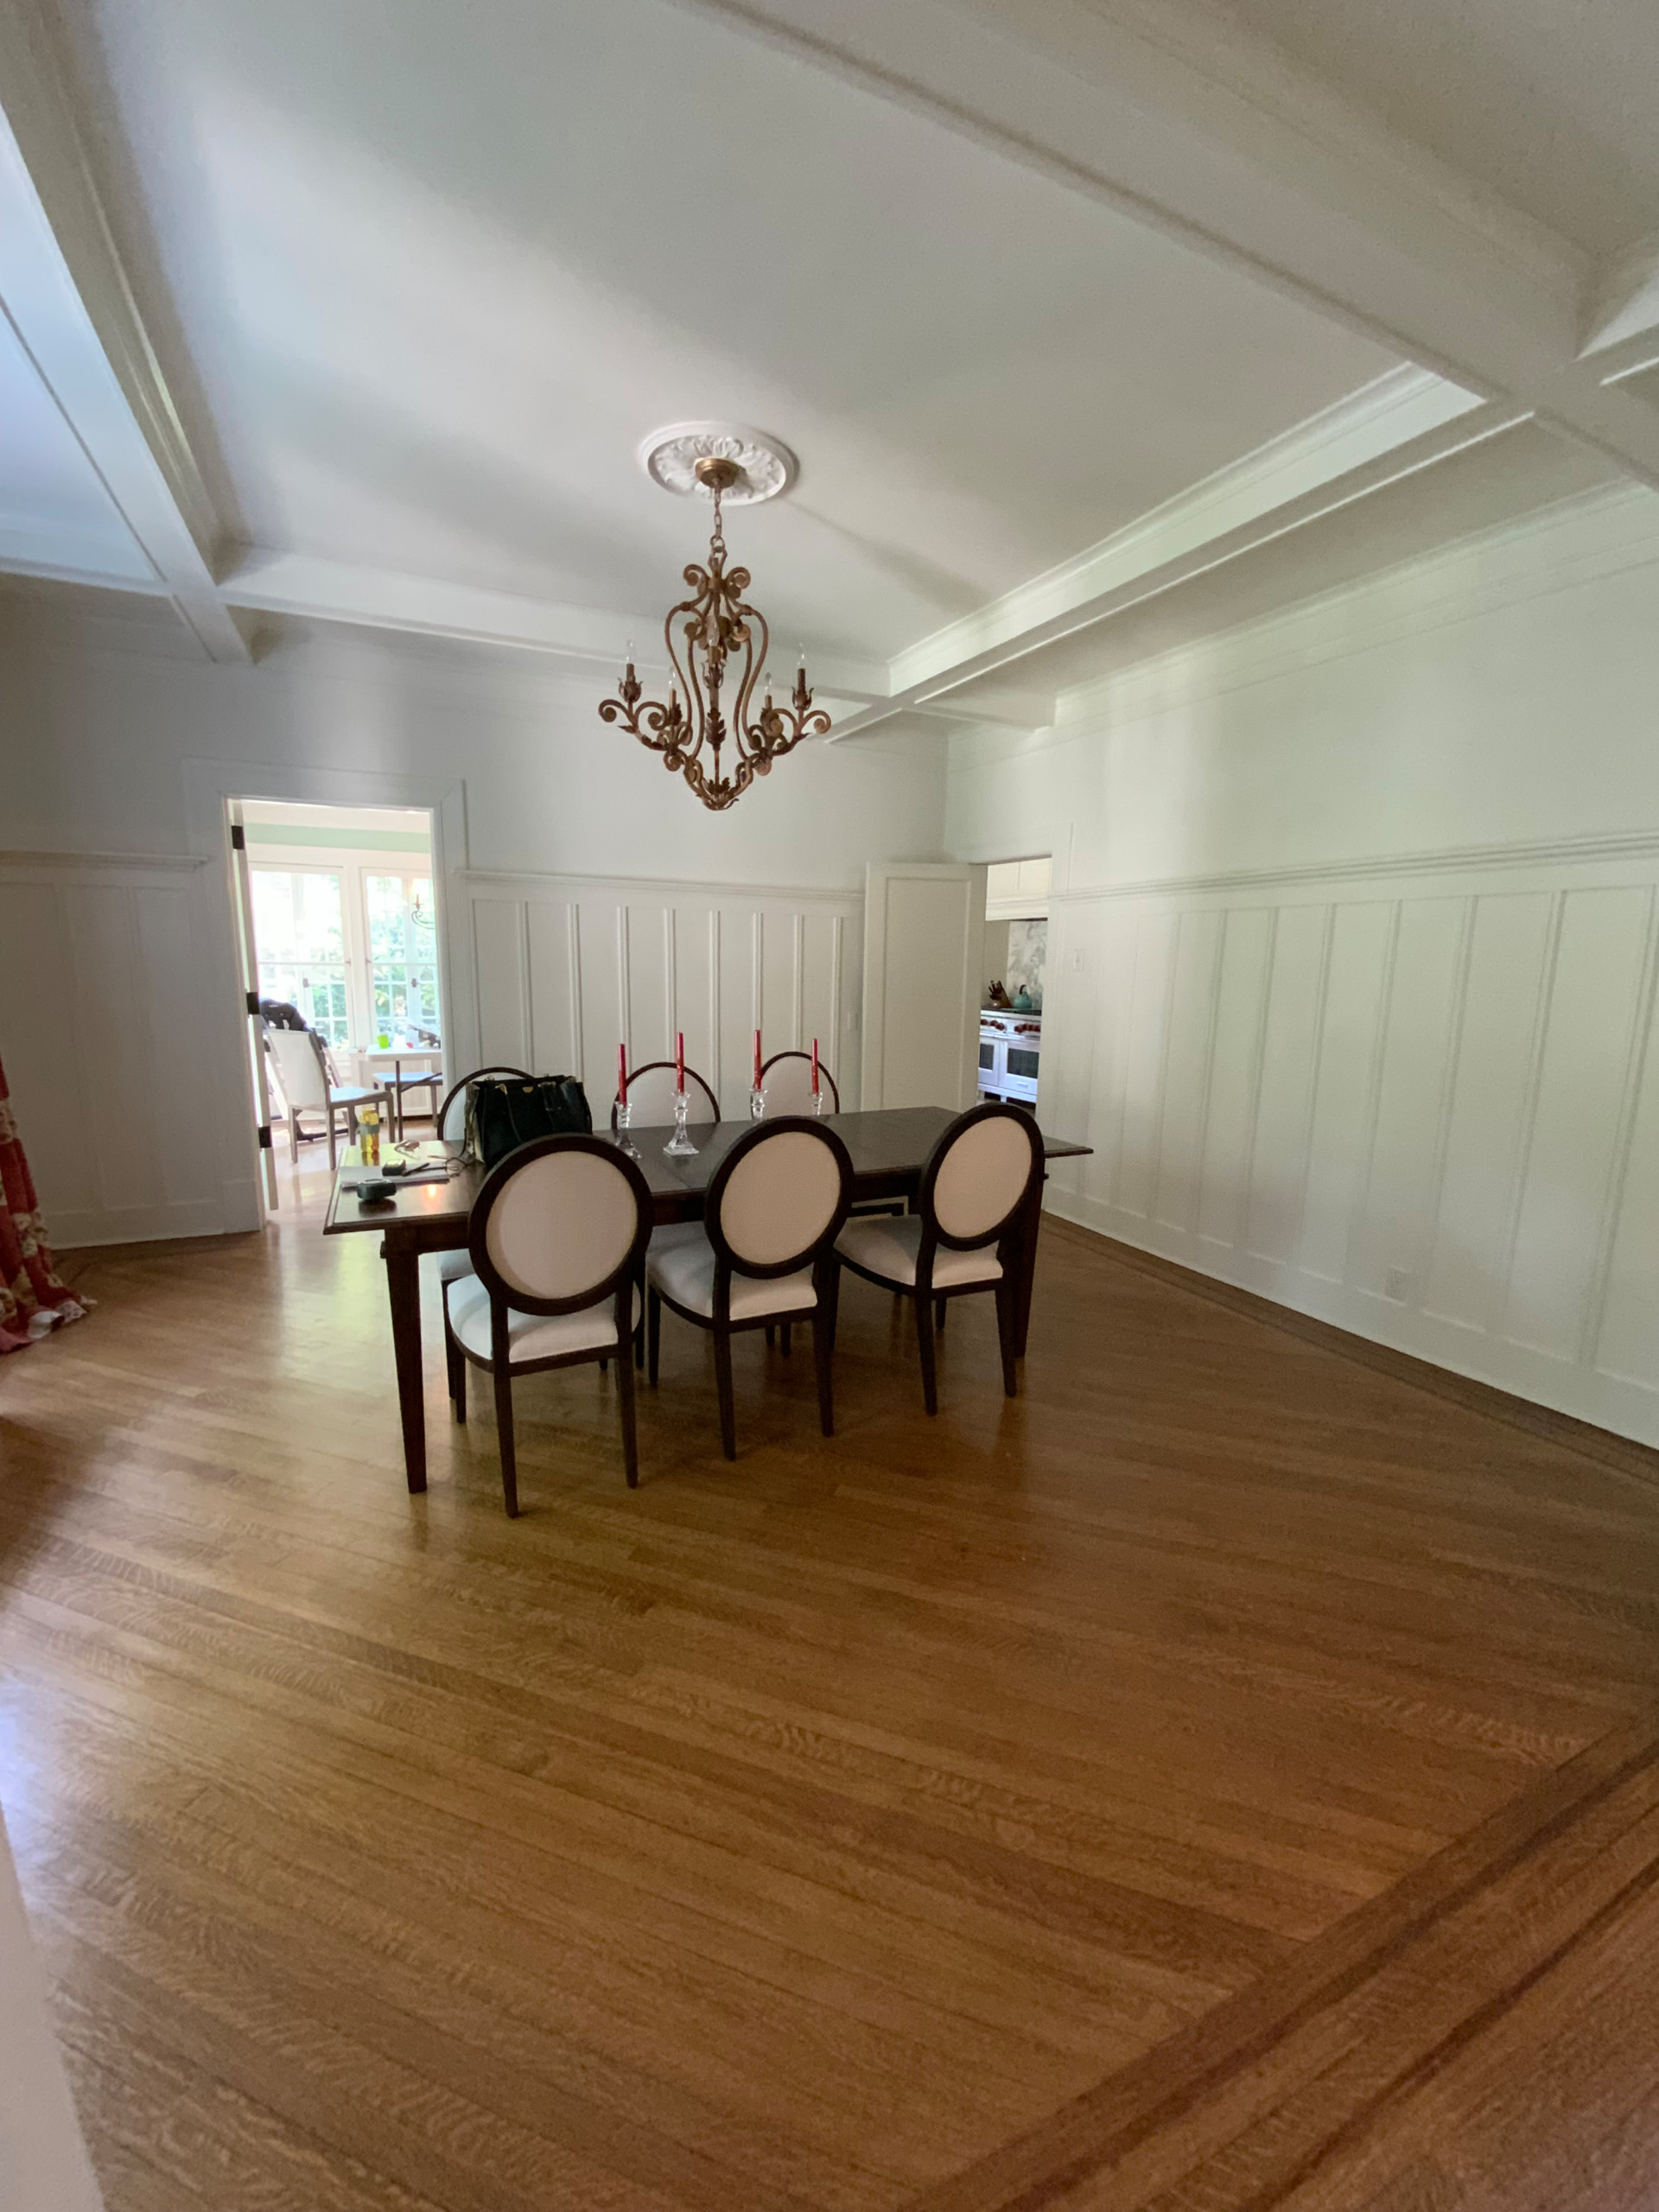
904, 1712, 1659, 2210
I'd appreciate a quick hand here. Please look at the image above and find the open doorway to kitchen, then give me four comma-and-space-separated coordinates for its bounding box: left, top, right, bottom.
226, 798, 444, 1214
978, 855, 1050, 1110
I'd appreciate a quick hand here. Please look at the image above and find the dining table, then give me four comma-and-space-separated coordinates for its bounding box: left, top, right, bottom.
324, 1104, 1091, 1492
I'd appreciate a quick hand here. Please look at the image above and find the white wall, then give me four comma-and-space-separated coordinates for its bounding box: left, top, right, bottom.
0, 618, 944, 1243
947, 485, 1659, 1446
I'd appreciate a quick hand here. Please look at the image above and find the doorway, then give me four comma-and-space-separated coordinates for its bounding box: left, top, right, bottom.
979, 855, 1051, 1109
228, 798, 444, 1213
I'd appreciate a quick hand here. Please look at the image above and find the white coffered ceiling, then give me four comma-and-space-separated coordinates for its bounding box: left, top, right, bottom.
2, 0, 1657, 729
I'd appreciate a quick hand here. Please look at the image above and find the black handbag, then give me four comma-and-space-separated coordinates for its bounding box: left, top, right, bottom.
464, 1075, 593, 1167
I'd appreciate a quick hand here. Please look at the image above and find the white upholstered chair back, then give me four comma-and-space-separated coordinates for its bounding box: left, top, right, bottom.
481, 1147, 641, 1305
715, 1128, 845, 1270
931, 1113, 1038, 1244
265, 1027, 330, 1112
760, 1052, 839, 1115
619, 1062, 719, 1128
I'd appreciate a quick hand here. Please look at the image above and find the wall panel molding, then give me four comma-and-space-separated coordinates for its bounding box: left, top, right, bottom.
1041, 842, 1659, 1448
0, 851, 241, 1247
462, 866, 863, 1109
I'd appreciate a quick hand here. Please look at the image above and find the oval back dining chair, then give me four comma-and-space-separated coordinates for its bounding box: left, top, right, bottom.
646, 1117, 853, 1459
442, 1135, 652, 1514
432, 1065, 534, 1303
758, 1050, 840, 1115
612, 1060, 720, 1130
834, 1101, 1041, 1414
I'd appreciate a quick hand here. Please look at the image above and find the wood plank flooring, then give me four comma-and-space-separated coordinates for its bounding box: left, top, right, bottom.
2, 1133, 1657, 2209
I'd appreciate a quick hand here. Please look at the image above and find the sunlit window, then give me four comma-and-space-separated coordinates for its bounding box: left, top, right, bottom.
251, 869, 351, 1045
365, 874, 441, 1046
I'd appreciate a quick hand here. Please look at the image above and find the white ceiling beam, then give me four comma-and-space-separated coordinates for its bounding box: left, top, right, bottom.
0, 3, 249, 662
677, 0, 1583, 388
677, 0, 1659, 499
818, 372, 1522, 741
218, 548, 891, 703
1581, 232, 1659, 366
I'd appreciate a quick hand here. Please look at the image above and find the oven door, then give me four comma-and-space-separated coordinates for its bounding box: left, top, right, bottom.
1001, 1043, 1039, 1105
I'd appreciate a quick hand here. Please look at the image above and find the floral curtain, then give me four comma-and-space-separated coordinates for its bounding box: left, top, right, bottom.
0, 1054, 87, 1352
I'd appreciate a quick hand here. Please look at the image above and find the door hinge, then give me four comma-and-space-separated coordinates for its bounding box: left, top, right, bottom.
246, 989, 261, 1016
230, 823, 245, 850
257, 1125, 274, 1150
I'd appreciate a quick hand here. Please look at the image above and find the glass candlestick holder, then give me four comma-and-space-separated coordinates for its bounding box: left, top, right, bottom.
749, 1083, 766, 1121
810, 1087, 828, 1117
613, 1097, 639, 1157
664, 1087, 699, 1157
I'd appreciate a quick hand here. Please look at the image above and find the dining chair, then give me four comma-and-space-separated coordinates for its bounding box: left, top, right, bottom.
263, 1027, 391, 1170
646, 1117, 853, 1459
433, 1065, 534, 1302
612, 1060, 721, 1129
758, 1050, 839, 1114
442, 1135, 652, 1514
833, 1102, 1041, 1414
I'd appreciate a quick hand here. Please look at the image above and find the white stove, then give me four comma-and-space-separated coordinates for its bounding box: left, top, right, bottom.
979, 1010, 1041, 1106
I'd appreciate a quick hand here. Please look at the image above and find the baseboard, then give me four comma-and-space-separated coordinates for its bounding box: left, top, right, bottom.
1043, 1210, 1659, 1491
49, 1198, 229, 1251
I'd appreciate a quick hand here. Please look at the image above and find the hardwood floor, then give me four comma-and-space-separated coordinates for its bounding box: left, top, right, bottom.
3, 1130, 1657, 2209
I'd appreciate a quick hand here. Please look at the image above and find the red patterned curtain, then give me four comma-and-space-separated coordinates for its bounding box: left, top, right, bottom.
0, 1054, 87, 1351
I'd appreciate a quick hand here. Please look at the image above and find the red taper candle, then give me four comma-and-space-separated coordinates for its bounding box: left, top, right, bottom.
753, 1027, 762, 1087
617, 1040, 627, 1105
811, 1037, 819, 1095
676, 1029, 685, 1093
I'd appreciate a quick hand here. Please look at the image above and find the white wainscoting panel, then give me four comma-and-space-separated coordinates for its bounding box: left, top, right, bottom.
1039, 844, 1659, 1446
0, 853, 241, 1247
454, 872, 862, 1113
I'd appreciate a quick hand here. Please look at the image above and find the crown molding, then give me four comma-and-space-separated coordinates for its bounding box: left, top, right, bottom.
944, 481, 1659, 769
889, 367, 1494, 695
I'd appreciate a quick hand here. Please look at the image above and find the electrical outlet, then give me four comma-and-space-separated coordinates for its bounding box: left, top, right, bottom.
1383, 1266, 1412, 1301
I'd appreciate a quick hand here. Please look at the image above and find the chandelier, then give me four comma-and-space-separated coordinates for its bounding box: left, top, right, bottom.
600, 429, 830, 812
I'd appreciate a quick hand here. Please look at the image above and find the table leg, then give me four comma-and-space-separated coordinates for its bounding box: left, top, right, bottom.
382, 1237, 428, 1492
1013, 1178, 1045, 1358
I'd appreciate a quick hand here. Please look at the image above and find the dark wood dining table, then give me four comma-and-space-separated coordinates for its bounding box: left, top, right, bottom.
325, 1105, 1091, 1492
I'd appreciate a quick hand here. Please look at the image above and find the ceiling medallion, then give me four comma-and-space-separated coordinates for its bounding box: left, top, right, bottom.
601, 423, 828, 812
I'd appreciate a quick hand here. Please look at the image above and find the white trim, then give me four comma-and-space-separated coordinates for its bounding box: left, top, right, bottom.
889, 369, 1491, 692
1051, 829, 1659, 910
943, 480, 1659, 768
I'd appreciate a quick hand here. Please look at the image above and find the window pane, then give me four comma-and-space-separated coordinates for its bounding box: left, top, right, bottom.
251, 870, 350, 1046
365, 874, 442, 1045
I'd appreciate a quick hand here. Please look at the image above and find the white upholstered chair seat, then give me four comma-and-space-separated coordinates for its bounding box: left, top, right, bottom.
444, 1274, 629, 1365
437, 1250, 474, 1287
836, 1213, 1002, 1289
647, 1230, 817, 1321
